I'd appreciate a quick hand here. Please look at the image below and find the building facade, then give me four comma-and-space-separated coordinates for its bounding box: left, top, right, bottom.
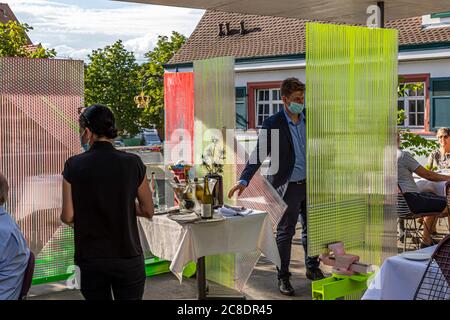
166, 10, 450, 136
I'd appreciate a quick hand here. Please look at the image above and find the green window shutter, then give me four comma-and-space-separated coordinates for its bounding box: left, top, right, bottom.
431, 78, 450, 131
236, 87, 247, 130
431, 11, 450, 19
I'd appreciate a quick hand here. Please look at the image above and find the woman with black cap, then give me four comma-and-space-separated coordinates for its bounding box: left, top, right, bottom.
61, 104, 154, 300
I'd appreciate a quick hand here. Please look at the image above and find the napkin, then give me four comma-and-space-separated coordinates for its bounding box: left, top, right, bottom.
219, 205, 253, 217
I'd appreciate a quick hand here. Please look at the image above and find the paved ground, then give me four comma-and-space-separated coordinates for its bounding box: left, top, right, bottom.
27, 219, 449, 300
28, 226, 333, 300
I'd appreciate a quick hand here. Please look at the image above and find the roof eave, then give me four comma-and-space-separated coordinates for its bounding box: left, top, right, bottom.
165, 41, 450, 70
165, 53, 306, 69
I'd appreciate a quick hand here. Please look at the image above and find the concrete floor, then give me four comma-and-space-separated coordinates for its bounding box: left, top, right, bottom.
28, 219, 449, 300
28, 225, 332, 300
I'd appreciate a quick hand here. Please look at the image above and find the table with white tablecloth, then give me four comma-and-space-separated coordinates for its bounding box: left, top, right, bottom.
137, 210, 280, 298
362, 245, 437, 300
415, 178, 450, 197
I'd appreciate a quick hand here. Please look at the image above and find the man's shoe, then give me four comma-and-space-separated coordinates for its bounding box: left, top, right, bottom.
306, 268, 325, 281
278, 278, 295, 296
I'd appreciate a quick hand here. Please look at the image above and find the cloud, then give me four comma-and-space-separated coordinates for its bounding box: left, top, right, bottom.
123, 33, 156, 60
7, 0, 204, 61
52, 44, 92, 59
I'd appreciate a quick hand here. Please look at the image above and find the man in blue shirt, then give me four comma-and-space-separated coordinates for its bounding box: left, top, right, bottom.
228, 78, 324, 296
0, 173, 30, 300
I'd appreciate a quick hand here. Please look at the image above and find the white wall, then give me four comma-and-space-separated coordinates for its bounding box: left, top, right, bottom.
235, 68, 305, 87
166, 56, 450, 85
234, 58, 450, 87
398, 59, 450, 78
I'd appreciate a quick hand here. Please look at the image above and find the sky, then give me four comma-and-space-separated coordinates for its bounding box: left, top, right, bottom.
6, 0, 205, 62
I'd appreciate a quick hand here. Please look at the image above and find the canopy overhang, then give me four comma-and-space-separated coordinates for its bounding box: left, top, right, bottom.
115, 0, 450, 24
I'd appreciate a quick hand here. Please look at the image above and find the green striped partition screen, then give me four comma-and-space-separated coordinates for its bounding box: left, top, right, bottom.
193, 56, 237, 288
305, 23, 398, 271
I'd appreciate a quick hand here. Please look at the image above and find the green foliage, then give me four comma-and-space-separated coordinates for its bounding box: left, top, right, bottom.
0, 21, 56, 58
399, 129, 438, 157
424, 163, 438, 171
84, 40, 141, 136
398, 82, 438, 157
201, 137, 225, 175
140, 32, 186, 134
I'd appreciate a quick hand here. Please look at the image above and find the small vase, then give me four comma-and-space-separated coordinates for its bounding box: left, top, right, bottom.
206, 174, 223, 207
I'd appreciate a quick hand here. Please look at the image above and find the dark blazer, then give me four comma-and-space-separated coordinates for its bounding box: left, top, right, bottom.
240, 109, 305, 190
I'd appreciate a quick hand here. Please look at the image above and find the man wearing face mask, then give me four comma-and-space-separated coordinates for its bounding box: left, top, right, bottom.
228, 78, 324, 296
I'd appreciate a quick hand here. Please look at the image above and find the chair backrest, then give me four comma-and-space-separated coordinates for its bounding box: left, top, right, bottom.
432, 234, 450, 284
414, 234, 450, 300
19, 251, 35, 300
397, 192, 412, 216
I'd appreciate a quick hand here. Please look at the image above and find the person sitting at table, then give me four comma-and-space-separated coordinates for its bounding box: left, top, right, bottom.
0, 172, 30, 300
61, 104, 154, 300
398, 133, 450, 247
424, 127, 450, 234
427, 127, 450, 170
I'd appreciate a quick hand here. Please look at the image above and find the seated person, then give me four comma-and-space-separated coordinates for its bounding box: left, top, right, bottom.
398, 134, 450, 247
0, 173, 30, 300
427, 127, 450, 170
425, 127, 450, 234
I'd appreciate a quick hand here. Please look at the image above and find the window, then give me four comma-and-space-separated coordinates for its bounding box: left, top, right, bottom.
236, 87, 247, 130
431, 78, 450, 130
256, 89, 284, 127
398, 82, 426, 128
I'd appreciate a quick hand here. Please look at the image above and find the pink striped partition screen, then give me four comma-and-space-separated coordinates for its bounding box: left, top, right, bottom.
0, 57, 83, 283
164, 72, 194, 165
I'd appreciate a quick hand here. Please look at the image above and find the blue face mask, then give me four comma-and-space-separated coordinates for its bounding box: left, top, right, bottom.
80, 129, 90, 152
288, 102, 305, 115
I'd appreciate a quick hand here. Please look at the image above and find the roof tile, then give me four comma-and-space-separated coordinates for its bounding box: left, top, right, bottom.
169, 11, 450, 65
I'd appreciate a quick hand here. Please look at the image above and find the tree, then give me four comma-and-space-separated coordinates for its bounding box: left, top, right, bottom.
0, 21, 56, 58
140, 32, 186, 134
84, 40, 141, 137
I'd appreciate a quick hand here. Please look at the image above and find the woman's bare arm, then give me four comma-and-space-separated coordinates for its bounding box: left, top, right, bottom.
136, 176, 154, 219
61, 179, 74, 226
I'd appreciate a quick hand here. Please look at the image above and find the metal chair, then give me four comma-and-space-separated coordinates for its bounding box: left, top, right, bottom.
397, 192, 440, 252
414, 234, 450, 300
18, 251, 35, 300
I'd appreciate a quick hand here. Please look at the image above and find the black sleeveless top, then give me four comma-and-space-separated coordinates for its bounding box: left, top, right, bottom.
63, 141, 146, 263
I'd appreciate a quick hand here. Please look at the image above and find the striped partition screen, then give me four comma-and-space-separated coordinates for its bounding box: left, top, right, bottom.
193, 57, 236, 288
0, 57, 83, 284
164, 72, 194, 165
305, 23, 398, 270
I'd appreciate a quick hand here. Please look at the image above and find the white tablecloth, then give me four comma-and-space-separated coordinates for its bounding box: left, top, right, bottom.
415, 178, 449, 197
362, 245, 436, 300
137, 211, 280, 291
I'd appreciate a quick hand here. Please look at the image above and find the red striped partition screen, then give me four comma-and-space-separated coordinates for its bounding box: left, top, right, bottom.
164, 72, 194, 165
0, 57, 83, 283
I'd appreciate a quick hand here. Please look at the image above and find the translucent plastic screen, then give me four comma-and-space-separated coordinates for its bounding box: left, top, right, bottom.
0, 58, 83, 282
305, 23, 398, 266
